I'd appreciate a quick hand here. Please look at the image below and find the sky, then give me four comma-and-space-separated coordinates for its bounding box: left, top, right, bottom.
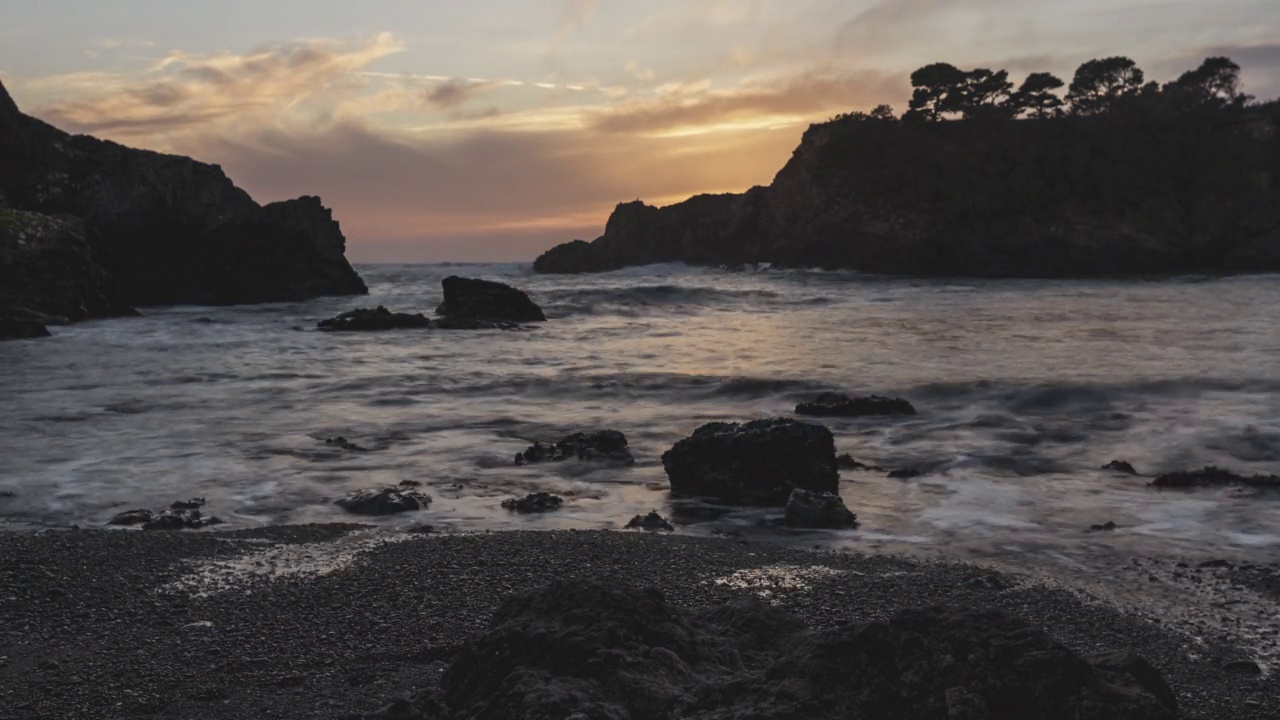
2, 1, 1278, 262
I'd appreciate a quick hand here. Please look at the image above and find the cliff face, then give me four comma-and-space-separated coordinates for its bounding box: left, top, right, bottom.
535, 105, 1280, 276
0, 76, 366, 317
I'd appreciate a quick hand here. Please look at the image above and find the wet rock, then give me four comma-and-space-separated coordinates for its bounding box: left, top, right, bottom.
142, 509, 224, 531
325, 436, 370, 452
435, 276, 545, 323
107, 509, 153, 526
888, 467, 922, 479
394, 580, 1179, 720
1086, 649, 1180, 714
516, 430, 634, 465
625, 511, 674, 531
796, 392, 916, 417
1103, 460, 1138, 475
1151, 465, 1280, 489
1089, 521, 1119, 532
0, 317, 50, 340
501, 492, 564, 513
836, 453, 881, 471
784, 488, 857, 529
335, 488, 430, 515
169, 498, 205, 511
432, 316, 520, 331
317, 306, 432, 332
662, 418, 838, 506
398, 480, 422, 488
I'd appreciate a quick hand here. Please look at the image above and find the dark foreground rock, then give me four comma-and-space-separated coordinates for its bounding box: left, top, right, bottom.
516, 430, 634, 465
1151, 466, 1280, 489
335, 488, 430, 515
436, 276, 545, 323
317, 307, 431, 332
662, 418, 838, 505
501, 492, 564, 513
796, 392, 917, 417
624, 511, 675, 531
397, 580, 1178, 720
0, 78, 366, 312
784, 488, 857, 529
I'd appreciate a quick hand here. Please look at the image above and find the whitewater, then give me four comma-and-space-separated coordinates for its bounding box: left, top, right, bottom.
2, 263, 1278, 576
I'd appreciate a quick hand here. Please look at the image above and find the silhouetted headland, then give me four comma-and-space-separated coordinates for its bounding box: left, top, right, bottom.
535, 56, 1280, 276
0, 76, 366, 339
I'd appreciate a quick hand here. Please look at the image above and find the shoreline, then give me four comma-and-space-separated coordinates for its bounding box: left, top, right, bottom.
1, 525, 1275, 719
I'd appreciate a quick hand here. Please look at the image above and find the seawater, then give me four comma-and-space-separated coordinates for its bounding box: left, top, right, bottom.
2, 263, 1278, 571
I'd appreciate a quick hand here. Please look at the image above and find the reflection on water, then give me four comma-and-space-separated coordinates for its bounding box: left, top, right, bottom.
1, 263, 1278, 573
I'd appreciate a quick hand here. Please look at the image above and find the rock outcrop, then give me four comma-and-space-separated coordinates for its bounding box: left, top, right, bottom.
436, 276, 545, 323
535, 102, 1280, 276
392, 580, 1180, 719
796, 392, 917, 417
0, 75, 366, 330
662, 418, 839, 505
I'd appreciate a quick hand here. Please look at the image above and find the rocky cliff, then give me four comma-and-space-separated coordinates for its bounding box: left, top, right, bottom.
535, 103, 1280, 276
0, 75, 366, 335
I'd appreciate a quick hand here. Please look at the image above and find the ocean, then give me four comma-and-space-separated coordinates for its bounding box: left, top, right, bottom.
2, 263, 1278, 576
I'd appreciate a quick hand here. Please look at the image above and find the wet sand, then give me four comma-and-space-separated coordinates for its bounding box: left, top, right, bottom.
1, 526, 1275, 719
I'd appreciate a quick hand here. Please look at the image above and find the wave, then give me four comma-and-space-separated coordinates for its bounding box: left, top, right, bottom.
544, 284, 782, 314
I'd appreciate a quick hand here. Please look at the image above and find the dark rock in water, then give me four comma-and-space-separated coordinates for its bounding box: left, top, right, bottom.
501, 492, 564, 513
394, 580, 1179, 720
0, 78, 366, 309
624, 511, 674, 531
1223, 659, 1263, 675
142, 509, 223, 531
796, 392, 917, 417
432, 316, 520, 331
325, 436, 371, 452
0, 317, 50, 340
888, 467, 922, 479
336, 488, 429, 515
169, 498, 206, 511
662, 418, 838, 506
836, 453, 881, 471
1151, 465, 1280, 489
107, 509, 153, 526
516, 430, 634, 465
398, 480, 422, 488
317, 306, 431, 332
1103, 460, 1139, 475
784, 488, 857, 529
436, 276, 545, 323
1089, 521, 1119, 532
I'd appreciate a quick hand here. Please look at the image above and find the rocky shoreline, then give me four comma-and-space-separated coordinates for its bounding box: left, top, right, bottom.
1, 527, 1275, 719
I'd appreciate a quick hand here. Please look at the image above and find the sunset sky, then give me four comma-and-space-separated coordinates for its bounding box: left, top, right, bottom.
2, 1, 1278, 261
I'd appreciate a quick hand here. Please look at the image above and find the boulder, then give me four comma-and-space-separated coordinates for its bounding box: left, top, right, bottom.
435, 276, 545, 323
796, 392, 916, 417
501, 492, 564, 513
1151, 466, 1280, 489
624, 511, 674, 531
390, 580, 1179, 720
784, 488, 857, 529
662, 418, 838, 505
336, 488, 430, 515
516, 430, 634, 465
317, 306, 432, 332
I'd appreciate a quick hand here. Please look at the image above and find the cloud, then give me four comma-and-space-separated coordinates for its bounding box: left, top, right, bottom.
590, 68, 903, 135
425, 79, 503, 109
29, 33, 404, 137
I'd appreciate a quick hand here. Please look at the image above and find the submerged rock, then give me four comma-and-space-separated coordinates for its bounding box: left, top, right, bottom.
501, 492, 564, 513
836, 453, 881, 471
624, 511, 674, 531
142, 509, 224, 531
391, 580, 1179, 720
325, 436, 371, 452
1089, 521, 1119, 532
336, 488, 430, 515
784, 488, 857, 529
888, 467, 923, 479
796, 392, 917, 417
436, 276, 545, 323
662, 418, 838, 506
316, 306, 432, 332
516, 430, 634, 465
1151, 466, 1280, 489
1103, 460, 1139, 475
107, 509, 154, 526
169, 498, 206, 511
